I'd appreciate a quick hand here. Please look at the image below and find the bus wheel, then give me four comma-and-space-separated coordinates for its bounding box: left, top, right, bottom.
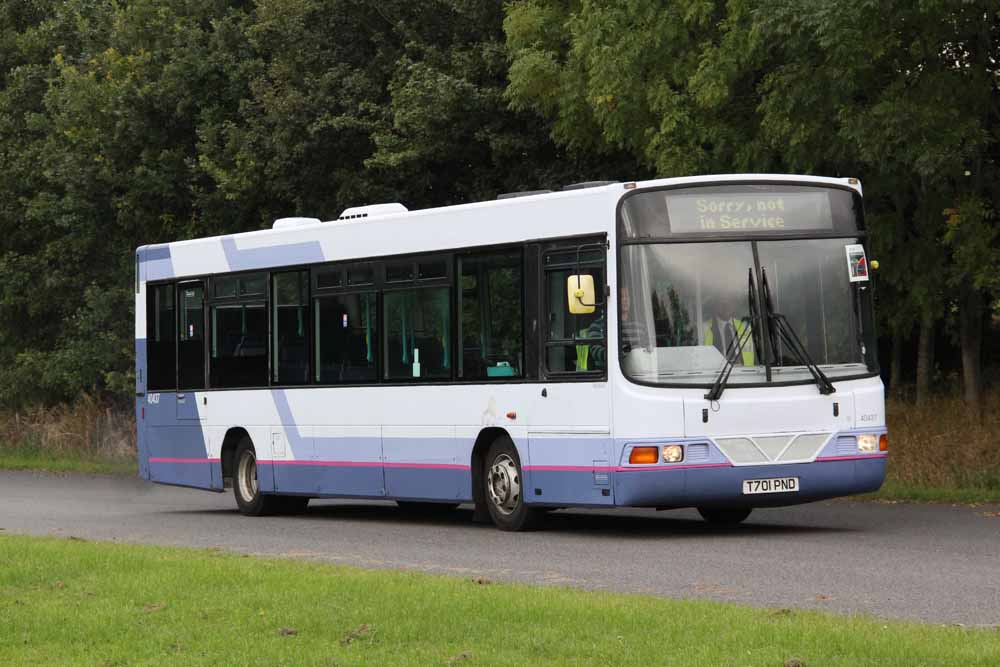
484, 438, 540, 531
233, 438, 281, 516
697, 507, 752, 525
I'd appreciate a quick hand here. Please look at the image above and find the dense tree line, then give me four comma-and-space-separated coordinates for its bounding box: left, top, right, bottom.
0, 0, 996, 408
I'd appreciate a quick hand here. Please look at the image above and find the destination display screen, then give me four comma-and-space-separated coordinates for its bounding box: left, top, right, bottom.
664, 192, 833, 233
619, 183, 862, 239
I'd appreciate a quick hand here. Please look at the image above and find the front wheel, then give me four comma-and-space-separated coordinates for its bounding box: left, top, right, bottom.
697, 506, 752, 525
483, 438, 541, 531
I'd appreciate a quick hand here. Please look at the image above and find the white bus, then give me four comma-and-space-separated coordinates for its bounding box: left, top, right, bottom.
135, 175, 887, 530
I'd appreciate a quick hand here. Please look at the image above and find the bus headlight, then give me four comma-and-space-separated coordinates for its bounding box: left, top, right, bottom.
662, 445, 684, 463
857, 434, 878, 453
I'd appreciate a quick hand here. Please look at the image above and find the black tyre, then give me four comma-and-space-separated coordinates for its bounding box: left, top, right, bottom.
697, 506, 752, 525
233, 438, 288, 516
396, 501, 460, 514
483, 437, 541, 531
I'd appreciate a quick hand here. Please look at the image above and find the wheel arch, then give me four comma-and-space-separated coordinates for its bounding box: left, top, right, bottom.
220, 426, 251, 488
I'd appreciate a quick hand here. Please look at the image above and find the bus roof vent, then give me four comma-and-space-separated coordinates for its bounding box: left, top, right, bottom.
338, 203, 408, 220
272, 217, 321, 230
496, 189, 553, 200
561, 180, 619, 191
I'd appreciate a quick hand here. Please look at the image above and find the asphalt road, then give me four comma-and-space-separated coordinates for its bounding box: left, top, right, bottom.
2, 470, 998, 625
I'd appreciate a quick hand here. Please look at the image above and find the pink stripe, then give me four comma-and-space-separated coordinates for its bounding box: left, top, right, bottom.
523, 465, 605, 472
614, 462, 732, 472
815, 453, 888, 462
149, 457, 219, 464
258, 460, 469, 471
258, 459, 379, 468
384, 462, 470, 470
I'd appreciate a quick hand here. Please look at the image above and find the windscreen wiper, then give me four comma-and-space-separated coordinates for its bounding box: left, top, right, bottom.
704, 269, 758, 401
761, 268, 836, 395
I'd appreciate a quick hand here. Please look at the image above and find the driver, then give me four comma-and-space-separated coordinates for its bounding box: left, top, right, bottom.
702, 293, 755, 366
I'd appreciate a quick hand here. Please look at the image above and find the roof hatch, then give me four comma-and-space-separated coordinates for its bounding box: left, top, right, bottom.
338, 203, 408, 220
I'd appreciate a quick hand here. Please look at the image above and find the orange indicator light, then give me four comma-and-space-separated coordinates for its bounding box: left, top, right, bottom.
879, 434, 888, 451
629, 446, 659, 464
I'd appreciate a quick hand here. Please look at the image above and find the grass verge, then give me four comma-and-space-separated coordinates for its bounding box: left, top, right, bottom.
1, 535, 998, 666
865, 480, 1000, 505
0, 445, 135, 476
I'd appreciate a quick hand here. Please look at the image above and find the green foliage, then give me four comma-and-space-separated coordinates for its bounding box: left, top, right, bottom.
1, 0, 997, 406
506, 0, 1000, 393
0, 0, 635, 408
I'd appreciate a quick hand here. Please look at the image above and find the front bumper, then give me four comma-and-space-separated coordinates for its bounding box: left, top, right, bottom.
614, 455, 886, 508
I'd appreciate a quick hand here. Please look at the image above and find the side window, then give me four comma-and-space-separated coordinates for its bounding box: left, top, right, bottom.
315, 292, 377, 384
459, 249, 523, 379
146, 283, 176, 391
273, 271, 310, 385
383, 256, 451, 380
544, 244, 606, 375
209, 273, 267, 388
384, 288, 451, 379
177, 282, 205, 389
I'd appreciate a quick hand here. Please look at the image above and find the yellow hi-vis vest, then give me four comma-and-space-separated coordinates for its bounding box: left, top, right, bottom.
704, 318, 755, 366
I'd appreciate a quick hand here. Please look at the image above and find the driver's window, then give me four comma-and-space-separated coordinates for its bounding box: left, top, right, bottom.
543, 243, 606, 374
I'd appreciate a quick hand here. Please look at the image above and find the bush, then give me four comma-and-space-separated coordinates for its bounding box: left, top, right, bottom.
885, 393, 1000, 491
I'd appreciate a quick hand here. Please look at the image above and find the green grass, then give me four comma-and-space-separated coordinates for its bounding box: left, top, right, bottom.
1, 535, 998, 666
0, 446, 135, 476
865, 480, 1000, 505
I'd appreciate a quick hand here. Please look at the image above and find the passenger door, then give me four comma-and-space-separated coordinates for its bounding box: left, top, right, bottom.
528, 239, 614, 506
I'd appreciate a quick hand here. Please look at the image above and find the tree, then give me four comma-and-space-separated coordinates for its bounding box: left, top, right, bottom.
505, 0, 1000, 403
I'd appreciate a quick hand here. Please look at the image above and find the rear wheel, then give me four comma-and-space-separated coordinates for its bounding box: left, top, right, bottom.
233, 438, 308, 516
483, 438, 541, 531
697, 506, 752, 525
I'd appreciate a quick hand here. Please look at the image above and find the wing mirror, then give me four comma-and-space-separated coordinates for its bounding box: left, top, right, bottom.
567, 274, 596, 314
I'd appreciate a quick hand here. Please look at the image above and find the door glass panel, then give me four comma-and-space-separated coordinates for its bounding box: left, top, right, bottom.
315, 293, 377, 383
178, 283, 205, 389
544, 266, 606, 373
384, 287, 451, 379
146, 284, 176, 390
273, 271, 309, 385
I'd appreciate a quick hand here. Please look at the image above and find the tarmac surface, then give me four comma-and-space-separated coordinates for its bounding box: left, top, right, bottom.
2, 470, 998, 625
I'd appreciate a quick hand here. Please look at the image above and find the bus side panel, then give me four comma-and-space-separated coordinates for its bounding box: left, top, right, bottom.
383, 427, 468, 501
136, 253, 149, 479
143, 393, 215, 490
136, 395, 150, 480
524, 435, 614, 506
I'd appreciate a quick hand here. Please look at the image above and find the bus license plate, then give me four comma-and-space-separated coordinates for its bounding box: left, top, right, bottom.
742, 477, 799, 495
